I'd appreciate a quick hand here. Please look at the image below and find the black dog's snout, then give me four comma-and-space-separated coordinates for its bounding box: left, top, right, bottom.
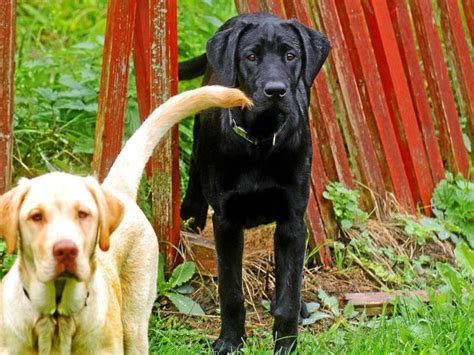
263, 81, 287, 98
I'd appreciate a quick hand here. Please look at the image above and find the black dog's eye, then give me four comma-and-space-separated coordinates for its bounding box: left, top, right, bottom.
286, 53, 296, 61
246, 53, 257, 62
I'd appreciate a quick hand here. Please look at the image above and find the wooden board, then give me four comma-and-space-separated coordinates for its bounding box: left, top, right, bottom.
336, 0, 417, 212
344, 290, 429, 316
148, 0, 180, 271
182, 231, 217, 277
0, 0, 15, 193
360, 0, 435, 213
437, 0, 474, 162
462, 0, 474, 45
410, 0, 469, 176
387, 0, 445, 185
315, 0, 387, 205
92, 0, 137, 181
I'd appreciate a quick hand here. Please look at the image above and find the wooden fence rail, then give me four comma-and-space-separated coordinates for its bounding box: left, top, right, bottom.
0, 1, 471, 268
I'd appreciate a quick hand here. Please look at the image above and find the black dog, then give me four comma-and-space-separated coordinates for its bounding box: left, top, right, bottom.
180, 13, 330, 354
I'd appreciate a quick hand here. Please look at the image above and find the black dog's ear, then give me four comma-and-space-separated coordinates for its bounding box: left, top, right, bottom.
206, 23, 250, 87
288, 20, 330, 87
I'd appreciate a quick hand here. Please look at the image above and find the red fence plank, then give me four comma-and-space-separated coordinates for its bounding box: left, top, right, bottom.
360, 0, 436, 213
462, 0, 474, 45
437, 0, 474, 162
133, 0, 151, 124
92, 0, 137, 181
260, 0, 285, 14
307, 192, 332, 267
286, 1, 353, 188
387, 0, 445, 185
314, 0, 387, 204
133, 0, 154, 179
410, 0, 470, 176
336, 0, 417, 212
235, 0, 261, 13
308, 117, 338, 238
148, 0, 180, 270
311, 76, 353, 186
0, 0, 15, 193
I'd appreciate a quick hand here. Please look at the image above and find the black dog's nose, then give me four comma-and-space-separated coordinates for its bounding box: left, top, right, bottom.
264, 81, 287, 98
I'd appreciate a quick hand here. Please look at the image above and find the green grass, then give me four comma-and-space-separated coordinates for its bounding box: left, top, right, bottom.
148, 298, 474, 354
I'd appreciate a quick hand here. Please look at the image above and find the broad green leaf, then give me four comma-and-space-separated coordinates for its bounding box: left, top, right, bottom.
166, 292, 205, 316
169, 261, 196, 288
455, 242, 474, 277
35, 88, 58, 102
341, 219, 352, 230
436, 262, 463, 298
301, 311, 331, 325
306, 302, 320, 313
318, 289, 339, 316
176, 285, 194, 295
343, 304, 358, 319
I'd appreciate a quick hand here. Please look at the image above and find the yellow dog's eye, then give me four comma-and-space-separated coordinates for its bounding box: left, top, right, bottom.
247, 53, 257, 62
31, 213, 43, 222
286, 53, 296, 61
78, 211, 89, 219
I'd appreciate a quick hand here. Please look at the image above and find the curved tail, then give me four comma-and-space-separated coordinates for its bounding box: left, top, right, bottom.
103, 86, 251, 200
178, 53, 207, 80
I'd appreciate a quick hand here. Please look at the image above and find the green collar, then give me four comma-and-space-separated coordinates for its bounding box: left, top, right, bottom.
228, 109, 288, 146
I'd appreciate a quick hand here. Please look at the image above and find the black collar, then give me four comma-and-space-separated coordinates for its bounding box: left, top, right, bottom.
228, 109, 289, 146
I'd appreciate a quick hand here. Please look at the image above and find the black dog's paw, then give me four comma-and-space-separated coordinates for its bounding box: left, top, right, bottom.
273, 337, 297, 354
212, 335, 244, 354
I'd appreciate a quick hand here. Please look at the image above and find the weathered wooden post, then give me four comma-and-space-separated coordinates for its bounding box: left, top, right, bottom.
0, 0, 16, 193
93, 0, 179, 271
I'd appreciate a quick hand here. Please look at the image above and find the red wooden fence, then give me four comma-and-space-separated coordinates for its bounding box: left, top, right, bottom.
234, 0, 472, 266
0, 1, 472, 268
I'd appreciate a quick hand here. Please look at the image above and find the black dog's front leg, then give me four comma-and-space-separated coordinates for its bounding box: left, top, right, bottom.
273, 216, 306, 354
212, 213, 246, 354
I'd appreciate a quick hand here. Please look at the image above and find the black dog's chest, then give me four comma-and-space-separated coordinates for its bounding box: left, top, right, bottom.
223, 185, 289, 228
219, 168, 292, 227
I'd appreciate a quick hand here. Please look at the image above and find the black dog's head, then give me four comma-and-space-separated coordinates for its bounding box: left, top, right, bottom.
206, 13, 330, 116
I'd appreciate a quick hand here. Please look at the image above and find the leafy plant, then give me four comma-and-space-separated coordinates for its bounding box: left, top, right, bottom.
431, 173, 474, 247
0, 241, 15, 279
157, 255, 204, 316
394, 215, 444, 245
323, 182, 368, 230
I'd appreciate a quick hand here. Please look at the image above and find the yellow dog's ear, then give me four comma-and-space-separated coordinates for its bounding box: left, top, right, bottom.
86, 178, 124, 251
0, 183, 30, 254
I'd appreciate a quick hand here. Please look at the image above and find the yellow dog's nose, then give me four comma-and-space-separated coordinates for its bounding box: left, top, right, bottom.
53, 240, 78, 263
